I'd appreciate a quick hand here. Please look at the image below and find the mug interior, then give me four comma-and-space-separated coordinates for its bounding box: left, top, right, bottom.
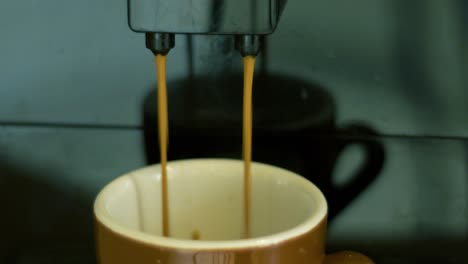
94, 159, 327, 248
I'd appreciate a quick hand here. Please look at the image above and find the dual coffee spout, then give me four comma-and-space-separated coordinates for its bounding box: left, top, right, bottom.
145, 33, 262, 57
129, 0, 287, 56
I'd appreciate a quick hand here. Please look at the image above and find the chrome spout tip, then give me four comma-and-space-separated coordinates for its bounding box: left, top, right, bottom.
235, 35, 263, 57
146, 33, 175, 55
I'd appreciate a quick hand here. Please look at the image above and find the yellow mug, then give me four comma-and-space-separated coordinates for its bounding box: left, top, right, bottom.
94, 159, 373, 264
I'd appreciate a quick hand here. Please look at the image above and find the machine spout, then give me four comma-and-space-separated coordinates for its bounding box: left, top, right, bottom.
129, 0, 287, 56
145, 33, 175, 56
128, 0, 287, 35
235, 35, 263, 57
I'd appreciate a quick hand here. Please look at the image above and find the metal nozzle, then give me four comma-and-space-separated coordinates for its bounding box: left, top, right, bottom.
235, 35, 263, 57
145, 33, 175, 55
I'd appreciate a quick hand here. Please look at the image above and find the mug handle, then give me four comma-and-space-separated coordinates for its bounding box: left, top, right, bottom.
323, 251, 374, 264
325, 124, 385, 220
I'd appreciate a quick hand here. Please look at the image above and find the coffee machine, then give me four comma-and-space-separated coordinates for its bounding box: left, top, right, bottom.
128, 0, 288, 56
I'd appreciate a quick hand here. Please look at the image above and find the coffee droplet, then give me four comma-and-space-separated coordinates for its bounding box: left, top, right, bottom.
192, 230, 200, 240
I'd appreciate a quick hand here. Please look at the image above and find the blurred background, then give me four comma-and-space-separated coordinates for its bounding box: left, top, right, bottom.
0, 0, 467, 263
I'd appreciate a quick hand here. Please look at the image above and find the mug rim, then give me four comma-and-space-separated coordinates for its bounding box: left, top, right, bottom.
94, 158, 328, 250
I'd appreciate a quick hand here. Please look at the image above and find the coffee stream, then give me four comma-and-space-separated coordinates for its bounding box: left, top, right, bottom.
154, 54, 256, 239
242, 56, 256, 238
155, 54, 170, 237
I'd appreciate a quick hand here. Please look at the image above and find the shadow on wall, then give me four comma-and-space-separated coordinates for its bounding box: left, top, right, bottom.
142, 73, 386, 223
0, 160, 95, 263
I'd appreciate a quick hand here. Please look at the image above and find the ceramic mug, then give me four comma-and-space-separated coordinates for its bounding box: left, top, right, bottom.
94, 159, 373, 264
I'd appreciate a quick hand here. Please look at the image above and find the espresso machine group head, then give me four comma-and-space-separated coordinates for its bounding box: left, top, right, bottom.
128, 0, 287, 56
